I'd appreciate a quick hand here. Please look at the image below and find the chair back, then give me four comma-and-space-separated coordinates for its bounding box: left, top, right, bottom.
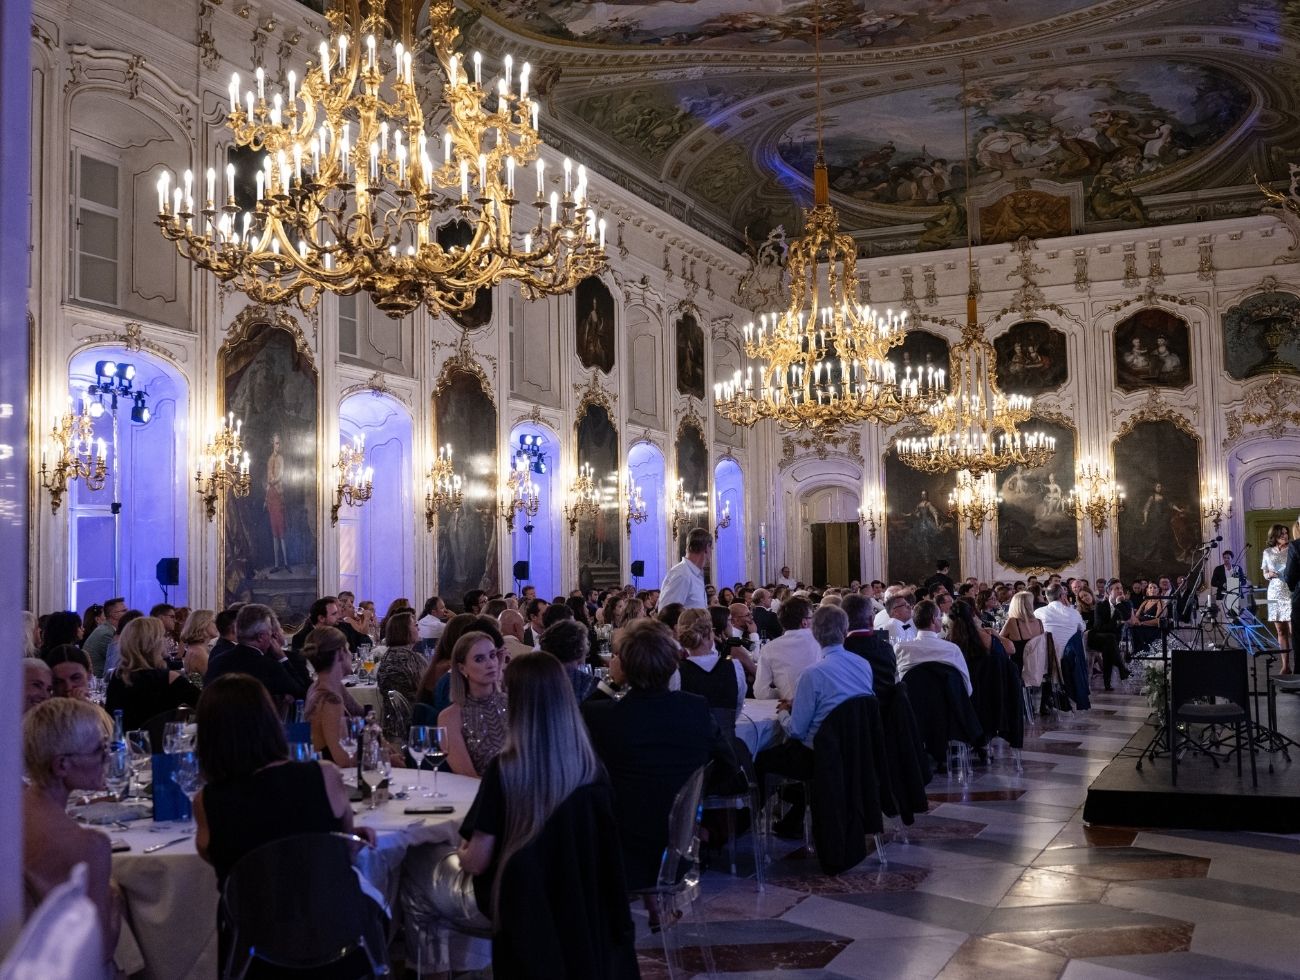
654, 765, 707, 889
141, 707, 191, 751
0, 863, 102, 980
221, 832, 387, 976
384, 688, 412, 737
1021, 632, 1048, 688
1171, 649, 1250, 713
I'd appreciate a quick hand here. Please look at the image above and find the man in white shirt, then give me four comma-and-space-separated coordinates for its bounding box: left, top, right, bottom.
776, 565, 798, 590
658, 527, 712, 609
753, 596, 817, 701
880, 594, 917, 648
896, 599, 973, 695
417, 595, 449, 641
496, 609, 535, 662
1035, 583, 1086, 658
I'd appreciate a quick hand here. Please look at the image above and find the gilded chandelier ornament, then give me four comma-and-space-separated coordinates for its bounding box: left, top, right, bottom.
563, 462, 602, 536
156, 0, 607, 317
947, 469, 1001, 536
424, 443, 464, 531
330, 435, 374, 526
39, 397, 108, 514
625, 474, 647, 537
498, 455, 540, 533
196, 412, 251, 521
1067, 459, 1125, 535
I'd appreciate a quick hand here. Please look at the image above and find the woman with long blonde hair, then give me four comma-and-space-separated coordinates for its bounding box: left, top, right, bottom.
999, 590, 1044, 666
105, 615, 200, 730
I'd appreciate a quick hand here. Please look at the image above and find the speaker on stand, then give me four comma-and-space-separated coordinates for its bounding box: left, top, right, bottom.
155, 557, 179, 604
512, 560, 530, 594
630, 559, 644, 590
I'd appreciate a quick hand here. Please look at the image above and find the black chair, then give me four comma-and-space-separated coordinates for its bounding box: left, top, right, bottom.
899, 662, 983, 778
1169, 649, 1258, 788
140, 707, 192, 752
809, 696, 888, 875
221, 832, 390, 979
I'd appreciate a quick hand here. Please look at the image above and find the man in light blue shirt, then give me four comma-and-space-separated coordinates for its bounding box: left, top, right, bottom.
757, 604, 875, 837
658, 527, 711, 609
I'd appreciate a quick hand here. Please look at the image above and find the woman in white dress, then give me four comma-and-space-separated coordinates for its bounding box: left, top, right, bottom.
1261, 523, 1293, 674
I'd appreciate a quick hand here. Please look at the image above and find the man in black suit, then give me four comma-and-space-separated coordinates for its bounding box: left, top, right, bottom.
206, 603, 308, 708
582, 619, 739, 889
210, 606, 241, 660
924, 560, 955, 597
751, 588, 783, 641
1283, 533, 1300, 675
842, 593, 896, 693
522, 597, 548, 648
1090, 580, 1133, 690
286, 595, 339, 690
1210, 551, 1237, 600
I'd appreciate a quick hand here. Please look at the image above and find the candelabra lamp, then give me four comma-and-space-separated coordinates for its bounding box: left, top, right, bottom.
499, 457, 541, 533
196, 412, 251, 521
1067, 461, 1125, 535
424, 444, 464, 531
563, 463, 602, 536
669, 478, 696, 539
947, 469, 1001, 537
330, 435, 374, 525
625, 474, 647, 537
39, 398, 107, 513
1201, 477, 1232, 534
713, 492, 732, 537
858, 490, 884, 541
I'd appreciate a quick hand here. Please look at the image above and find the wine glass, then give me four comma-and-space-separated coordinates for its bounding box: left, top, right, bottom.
360, 739, 386, 810
425, 726, 448, 799
408, 726, 430, 797
163, 721, 194, 755
339, 715, 363, 764
126, 730, 152, 802
104, 745, 130, 802
172, 751, 204, 831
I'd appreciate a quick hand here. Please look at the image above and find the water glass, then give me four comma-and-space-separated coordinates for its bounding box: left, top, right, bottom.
408, 725, 430, 796
339, 715, 363, 763
104, 745, 130, 801
172, 751, 204, 830
126, 730, 152, 801
163, 722, 195, 755
360, 739, 386, 810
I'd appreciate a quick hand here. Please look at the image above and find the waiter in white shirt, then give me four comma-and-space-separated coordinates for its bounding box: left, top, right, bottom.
753, 596, 818, 701
776, 565, 798, 590
896, 599, 973, 695
658, 527, 712, 609
1034, 583, 1086, 657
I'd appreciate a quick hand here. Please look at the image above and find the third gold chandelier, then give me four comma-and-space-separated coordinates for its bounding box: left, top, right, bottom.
157, 0, 607, 317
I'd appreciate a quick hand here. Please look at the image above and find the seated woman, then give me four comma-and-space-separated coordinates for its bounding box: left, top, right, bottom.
438, 631, 507, 778
414, 613, 479, 718
41, 644, 93, 700
999, 590, 1045, 672
22, 698, 121, 966
581, 619, 740, 891
374, 610, 428, 738
179, 609, 218, 683
539, 619, 597, 703
405, 654, 636, 978
105, 616, 200, 732
303, 625, 357, 767
194, 674, 376, 974
1130, 581, 1167, 653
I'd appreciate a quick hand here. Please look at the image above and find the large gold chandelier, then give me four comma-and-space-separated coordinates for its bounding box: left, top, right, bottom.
896, 299, 1054, 476
713, 6, 921, 433
156, 0, 606, 317
947, 469, 1001, 536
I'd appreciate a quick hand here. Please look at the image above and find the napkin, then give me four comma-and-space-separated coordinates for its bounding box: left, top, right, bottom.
73, 801, 152, 825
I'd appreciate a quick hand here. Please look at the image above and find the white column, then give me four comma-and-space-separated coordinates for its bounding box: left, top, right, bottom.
0, 0, 32, 952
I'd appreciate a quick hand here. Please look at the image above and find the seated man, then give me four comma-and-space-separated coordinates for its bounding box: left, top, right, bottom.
841, 593, 896, 691
752, 596, 817, 701
756, 605, 874, 837
880, 594, 917, 648
1035, 583, 1086, 662
896, 599, 972, 696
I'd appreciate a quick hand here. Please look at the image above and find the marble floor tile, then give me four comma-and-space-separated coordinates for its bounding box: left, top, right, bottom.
977, 820, 1069, 850
763, 863, 928, 896
824, 932, 968, 980
898, 814, 990, 841
1058, 961, 1162, 980
926, 788, 1027, 803
638, 939, 852, 975
960, 799, 1081, 822
936, 936, 1066, 980
1187, 914, 1300, 975
932, 801, 1061, 826
635, 917, 846, 949
1101, 882, 1273, 925
779, 894, 970, 942
1124, 876, 1300, 917
979, 902, 1186, 936
1080, 951, 1300, 980
919, 835, 1046, 867
983, 923, 1194, 959
1001, 868, 1111, 907
831, 889, 994, 934
914, 863, 1025, 906
1036, 857, 1211, 883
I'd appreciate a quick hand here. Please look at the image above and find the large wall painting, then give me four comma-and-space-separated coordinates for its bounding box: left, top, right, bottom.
575, 275, 616, 374
222, 321, 318, 625
884, 446, 961, 587
434, 365, 499, 608
676, 311, 706, 400
993, 320, 1069, 396
475, 0, 1105, 52
675, 418, 709, 557
996, 416, 1078, 571
1223, 291, 1300, 380
1114, 308, 1192, 390
888, 328, 950, 383
1113, 418, 1202, 583
575, 399, 621, 593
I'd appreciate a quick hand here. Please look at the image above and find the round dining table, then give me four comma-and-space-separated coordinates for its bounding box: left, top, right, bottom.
110, 771, 483, 979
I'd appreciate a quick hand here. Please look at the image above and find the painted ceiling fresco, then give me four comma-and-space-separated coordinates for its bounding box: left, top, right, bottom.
461, 0, 1300, 255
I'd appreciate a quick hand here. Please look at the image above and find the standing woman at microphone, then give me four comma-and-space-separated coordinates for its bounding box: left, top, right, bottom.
1272, 523, 1297, 674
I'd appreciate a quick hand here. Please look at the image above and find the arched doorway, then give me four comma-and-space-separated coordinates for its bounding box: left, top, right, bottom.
628, 441, 666, 590
67, 346, 188, 611
506, 420, 559, 598
338, 391, 414, 610
714, 457, 745, 588
801, 485, 862, 588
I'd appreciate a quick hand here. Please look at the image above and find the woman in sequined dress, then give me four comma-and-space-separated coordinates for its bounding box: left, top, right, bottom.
1261, 523, 1293, 675
439, 630, 508, 776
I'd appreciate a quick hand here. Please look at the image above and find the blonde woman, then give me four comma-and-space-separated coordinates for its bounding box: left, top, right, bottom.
1262, 523, 1293, 674
999, 591, 1045, 665
438, 631, 507, 777
179, 608, 218, 681
610, 597, 646, 650
105, 616, 200, 731
23, 698, 121, 966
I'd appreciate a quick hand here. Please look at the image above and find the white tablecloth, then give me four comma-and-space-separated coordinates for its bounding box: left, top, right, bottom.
111, 771, 482, 980
738, 698, 783, 756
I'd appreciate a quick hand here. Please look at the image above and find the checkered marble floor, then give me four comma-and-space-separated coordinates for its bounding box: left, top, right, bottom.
633, 690, 1300, 980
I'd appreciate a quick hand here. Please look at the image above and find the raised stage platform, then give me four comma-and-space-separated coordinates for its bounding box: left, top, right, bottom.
1083, 689, 1300, 833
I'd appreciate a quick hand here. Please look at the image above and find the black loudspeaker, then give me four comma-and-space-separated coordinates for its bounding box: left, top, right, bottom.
630, 560, 645, 578
512, 560, 530, 580
155, 557, 180, 586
